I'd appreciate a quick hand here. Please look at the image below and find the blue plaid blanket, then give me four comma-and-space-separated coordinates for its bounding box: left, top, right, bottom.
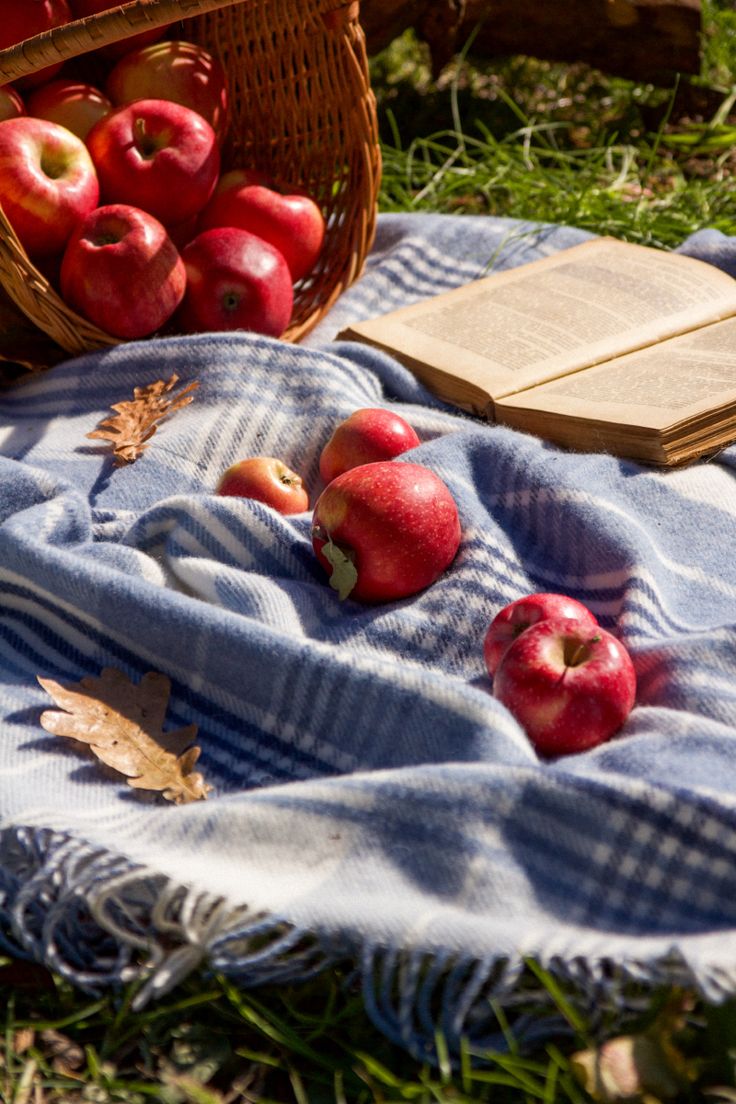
3, 213, 736, 1059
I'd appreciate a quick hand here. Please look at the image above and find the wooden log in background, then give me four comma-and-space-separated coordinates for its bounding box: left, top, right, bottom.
360, 0, 702, 83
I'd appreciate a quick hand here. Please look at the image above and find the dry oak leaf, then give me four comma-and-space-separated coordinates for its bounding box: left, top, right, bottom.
87, 373, 199, 464
38, 667, 212, 804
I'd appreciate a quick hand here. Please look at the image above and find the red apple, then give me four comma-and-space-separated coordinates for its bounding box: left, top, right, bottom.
493, 618, 636, 756
68, 0, 171, 59
86, 98, 220, 227
198, 169, 325, 281
319, 407, 421, 484
0, 0, 72, 88
178, 227, 294, 338
0, 85, 24, 122
26, 79, 112, 141
60, 203, 186, 338
216, 457, 309, 514
311, 461, 461, 603
106, 39, 228, 144
483, 592, 598, 677
0, 116, 99, 258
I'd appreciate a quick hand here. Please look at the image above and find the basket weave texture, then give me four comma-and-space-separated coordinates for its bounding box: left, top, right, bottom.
0, 0, 381, 367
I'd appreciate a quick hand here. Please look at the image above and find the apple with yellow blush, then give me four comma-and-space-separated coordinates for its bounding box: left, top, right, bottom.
216, 457, 309, 514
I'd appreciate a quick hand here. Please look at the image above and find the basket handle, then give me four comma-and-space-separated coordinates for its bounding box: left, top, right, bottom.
0, 0, 246, 85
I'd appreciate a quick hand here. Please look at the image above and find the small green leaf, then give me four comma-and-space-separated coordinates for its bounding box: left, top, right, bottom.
321, 538, 359, 601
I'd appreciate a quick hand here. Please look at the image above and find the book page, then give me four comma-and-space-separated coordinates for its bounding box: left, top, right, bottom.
494, 315, 736, 432
338, 238, 736, 411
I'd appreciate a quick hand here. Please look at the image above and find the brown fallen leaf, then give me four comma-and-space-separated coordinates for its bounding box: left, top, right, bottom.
38, 1029, 85, 1075
87, 373, 198, 464
38, 667, 212, 804
13, 1028, 35, 1056
571, 991, 698, 1103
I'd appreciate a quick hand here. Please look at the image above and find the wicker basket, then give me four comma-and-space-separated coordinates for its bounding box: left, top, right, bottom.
0, 0, 381, 371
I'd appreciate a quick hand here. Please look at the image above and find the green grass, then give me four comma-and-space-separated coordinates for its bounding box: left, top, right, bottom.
4, 955, 735, 1103
4, 3, 736, 1101
372, 0, 736, 248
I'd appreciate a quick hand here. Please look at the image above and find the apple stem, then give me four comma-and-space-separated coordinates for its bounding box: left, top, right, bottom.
133, 116, 158, 158
564, 634, 602, 668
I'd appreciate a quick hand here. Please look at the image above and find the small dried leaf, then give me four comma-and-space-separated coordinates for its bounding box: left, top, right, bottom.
39, 1030, 85, 1072
13, 1029, 35, 1056
571, 1033, 689, 1103
38, 667, 211, 804
87, 373, 198, 465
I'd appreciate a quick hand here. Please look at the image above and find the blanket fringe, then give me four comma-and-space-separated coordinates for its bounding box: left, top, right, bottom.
0, 825, 732, 1061
0, 826, 337, 1010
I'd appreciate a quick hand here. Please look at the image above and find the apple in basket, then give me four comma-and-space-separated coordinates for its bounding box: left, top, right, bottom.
106, 39, 229, 144
216, 457, 309, 514
0, 116, 99, 259
177, 227, 294, 338
0, 85, 24, 122
493, 618, 636, 757
86, 98, 220, 228
0, 0, 72, 88
60, 203, 186, 339
311, 461, 461, 603
319, 407, 421, 484
483, 592, 599, 677
198, 169, 326, 281
68, 0, 172, 60
26, 79, 113, 141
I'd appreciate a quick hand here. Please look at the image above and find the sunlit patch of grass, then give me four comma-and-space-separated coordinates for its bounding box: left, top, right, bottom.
372, 0, 736, 248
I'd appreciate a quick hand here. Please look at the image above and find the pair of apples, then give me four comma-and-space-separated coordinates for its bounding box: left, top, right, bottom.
0, 29, 325, 340
485, 593, 637, 757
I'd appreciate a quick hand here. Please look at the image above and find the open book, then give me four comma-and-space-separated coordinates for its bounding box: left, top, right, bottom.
337, 237, 736, 466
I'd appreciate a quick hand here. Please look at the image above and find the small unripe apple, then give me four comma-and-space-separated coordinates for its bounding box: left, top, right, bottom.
216, 456, 309, 514
483, 592, 598, 677
493, 617, 636, 756
319, 407, 421, 484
